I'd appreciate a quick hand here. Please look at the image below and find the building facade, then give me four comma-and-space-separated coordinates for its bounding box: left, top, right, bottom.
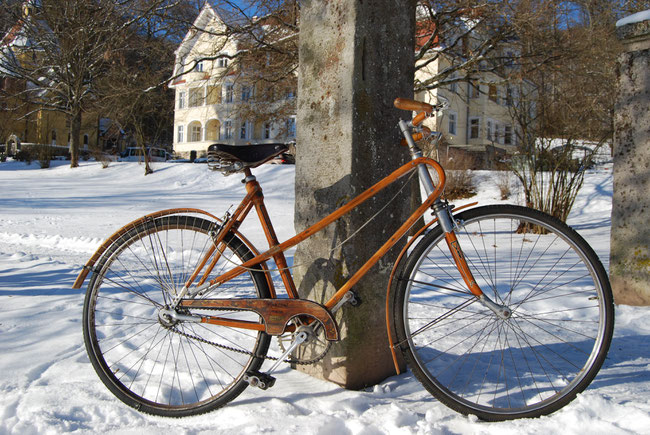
171, 5, 528, 161
0, 3, 99, 156
169, 4, 296, 158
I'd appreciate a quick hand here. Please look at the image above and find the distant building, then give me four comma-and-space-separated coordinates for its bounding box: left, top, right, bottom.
0, 2, 99, 156
169, 4, 296, 158
170, 5, 531, 161
414, 12, 533, 160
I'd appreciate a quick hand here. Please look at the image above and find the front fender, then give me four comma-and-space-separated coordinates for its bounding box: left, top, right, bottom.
384, 201, 477, 375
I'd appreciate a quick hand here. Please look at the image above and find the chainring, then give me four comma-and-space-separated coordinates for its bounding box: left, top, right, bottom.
277, 320, 332, 365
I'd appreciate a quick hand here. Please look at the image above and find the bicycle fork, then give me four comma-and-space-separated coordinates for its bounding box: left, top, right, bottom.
399, 119, 511, 320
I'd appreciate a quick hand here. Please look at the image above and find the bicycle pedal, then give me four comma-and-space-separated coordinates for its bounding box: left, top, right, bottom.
244, 371, 276, 390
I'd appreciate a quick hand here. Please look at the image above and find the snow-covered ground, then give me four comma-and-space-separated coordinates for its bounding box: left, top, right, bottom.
1, 159, 648, 434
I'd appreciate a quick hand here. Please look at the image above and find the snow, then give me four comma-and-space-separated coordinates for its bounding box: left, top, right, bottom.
616, 9, 650, 27
1, 159, 649, 434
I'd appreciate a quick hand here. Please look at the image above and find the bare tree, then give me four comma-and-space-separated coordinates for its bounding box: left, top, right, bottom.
504, 0, 626, 222
0, 0, 182, 168
414, 0, 522, 92
98, 2, 185, 174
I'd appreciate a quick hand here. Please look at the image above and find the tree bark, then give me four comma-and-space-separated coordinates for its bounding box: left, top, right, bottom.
69, 109, 82, 168
293, 0, 416, 389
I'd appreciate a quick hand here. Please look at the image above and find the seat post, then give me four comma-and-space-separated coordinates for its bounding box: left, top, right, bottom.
243, 167, 256, 183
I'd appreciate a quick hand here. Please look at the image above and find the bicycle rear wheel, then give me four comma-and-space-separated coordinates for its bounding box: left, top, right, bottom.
82, 215, 271, 417
394, 205, 614, 420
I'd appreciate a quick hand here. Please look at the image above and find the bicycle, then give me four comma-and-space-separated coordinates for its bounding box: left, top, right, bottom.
73, 97, 614, 421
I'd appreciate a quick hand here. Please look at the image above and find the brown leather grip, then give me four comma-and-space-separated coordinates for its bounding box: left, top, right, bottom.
412, 111, 427, 126
394, 97, 434, 113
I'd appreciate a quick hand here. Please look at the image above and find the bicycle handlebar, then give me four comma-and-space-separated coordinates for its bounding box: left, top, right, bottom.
394, 98, 434, 113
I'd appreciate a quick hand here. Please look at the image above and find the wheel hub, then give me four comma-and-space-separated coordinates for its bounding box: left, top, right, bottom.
158, 307, 179, 327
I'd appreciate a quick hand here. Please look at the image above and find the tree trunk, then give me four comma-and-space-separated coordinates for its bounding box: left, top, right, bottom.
69, 109, 81, 168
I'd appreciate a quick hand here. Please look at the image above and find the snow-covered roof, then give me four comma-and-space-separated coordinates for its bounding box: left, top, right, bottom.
174, 3, 243, 59
616, 9, 650, 27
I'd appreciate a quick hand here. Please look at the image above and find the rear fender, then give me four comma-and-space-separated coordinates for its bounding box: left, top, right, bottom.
72, 208, 275, 296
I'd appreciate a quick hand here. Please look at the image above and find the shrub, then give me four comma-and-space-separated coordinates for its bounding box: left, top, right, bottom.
495, 170, 512, 200
90, 148, 113, 169
15, 149, 33, 164
439, 150, 477, 200
35, 145, 53, 168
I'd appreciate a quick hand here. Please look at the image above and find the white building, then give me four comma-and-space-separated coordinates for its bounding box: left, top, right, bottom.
169, 4, 296, 158
170, 5, 529, 161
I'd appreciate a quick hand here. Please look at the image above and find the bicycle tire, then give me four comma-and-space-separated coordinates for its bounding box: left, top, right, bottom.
393, 205, 614, 421
82, 215, 271, 417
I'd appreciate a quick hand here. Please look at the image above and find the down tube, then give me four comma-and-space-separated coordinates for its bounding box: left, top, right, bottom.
323, 158, 447, 309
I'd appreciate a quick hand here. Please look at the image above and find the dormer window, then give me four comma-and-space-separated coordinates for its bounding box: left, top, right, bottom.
195, 61, 204, 72
217, 57, 228, 68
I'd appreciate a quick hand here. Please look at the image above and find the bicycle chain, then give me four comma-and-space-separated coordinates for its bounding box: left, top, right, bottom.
162, 317, 331, 366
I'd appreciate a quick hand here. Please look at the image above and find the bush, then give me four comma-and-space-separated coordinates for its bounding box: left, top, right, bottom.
494, 170, 513, 200
439, 151, 477, 200
35, 145, 53, 168
15, 149, 33, 164
13, 145, 54, 168
90, 148, 113, 169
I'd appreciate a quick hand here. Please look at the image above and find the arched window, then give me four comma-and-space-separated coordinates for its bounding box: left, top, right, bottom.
83, 134, 89, 147
205, 119, 220, 141
51, 130, 57, 145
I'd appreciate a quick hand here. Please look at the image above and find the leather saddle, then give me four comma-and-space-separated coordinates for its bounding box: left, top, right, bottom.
208, 143, 288, 169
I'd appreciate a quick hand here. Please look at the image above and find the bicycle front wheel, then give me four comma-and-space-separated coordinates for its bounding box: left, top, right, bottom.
83, 215, 271, 417
394, 205, 613, 421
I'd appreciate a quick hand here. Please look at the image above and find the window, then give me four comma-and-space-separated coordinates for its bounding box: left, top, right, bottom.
486, 119, 493, 141
488, 84, 497, 103
195, 61, 203, 72
448, 112, 457, 136
177, 125, 184, 143
264, 122, 271, 139
504, 125, 513, 145
285, 117, 296, 138
495, 124, 502, 144
448, 73, 458, 93
83, 134, 89, 147
240, 121, 250, 139
51, 129, 57, 145
189, 88, 204, 107
223, 120, 233, 139
178, 91, 186, 109
217, 57, 228, 68
286, 90, 295, 100
505, 87, 514, 107
225, 84, 234, 103
469, 80, 480, 99
190, 124, 202, 142
241, 86, 251, 102
469, 118, 480, 139
206, 85, 221, 105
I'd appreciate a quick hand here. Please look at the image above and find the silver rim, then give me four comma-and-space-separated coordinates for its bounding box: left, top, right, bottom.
403, 210, 608, 416
86, 217, 266, 411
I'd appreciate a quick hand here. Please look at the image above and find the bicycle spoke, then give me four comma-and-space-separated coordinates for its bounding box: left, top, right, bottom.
397, 205, 613, 420
84, 215, 271, 416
